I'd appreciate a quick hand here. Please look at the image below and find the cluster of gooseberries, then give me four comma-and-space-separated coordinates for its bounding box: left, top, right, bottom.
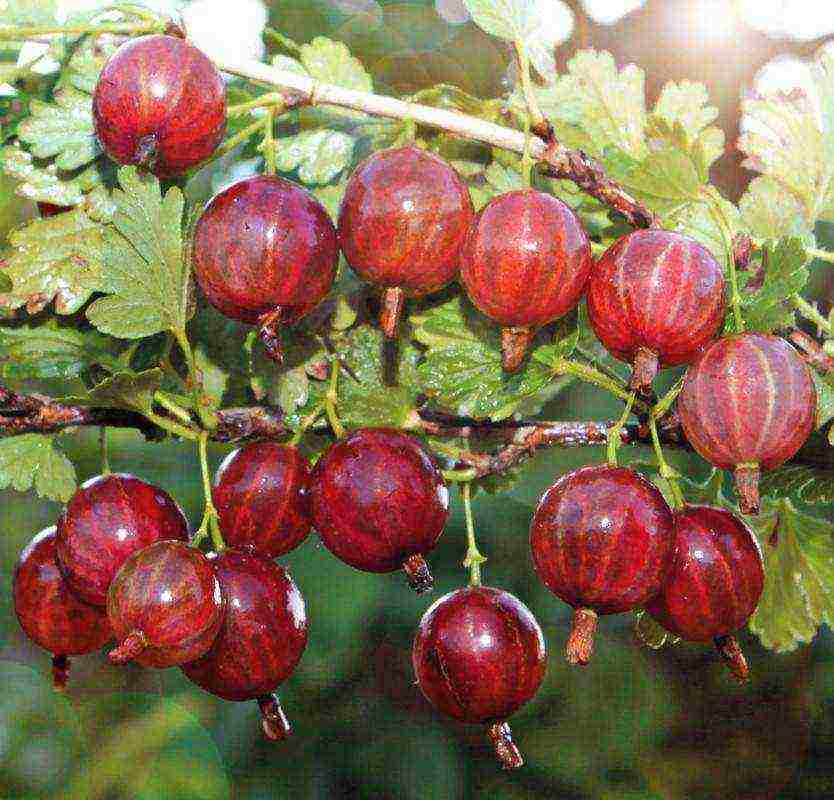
13, 31, 821, 770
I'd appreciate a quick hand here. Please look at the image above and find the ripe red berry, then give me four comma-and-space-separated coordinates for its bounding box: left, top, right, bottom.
37, 202, 70, 218
459, 189, 592, 373
213, 442, 312, 558
338, 146, 474, 337
530, 465, 674, 665
310, 428, 449, 593
646, 505, 764, 682
677, 333, 816, 514
92, 34, 226, 177
182, 549, 307, 740
193, 175, 338, 361
107, 541, 224, 668
13, 527, 111, 690
56, 473, 189, 607
587, 229, 726, 393
412, 586, 547, 769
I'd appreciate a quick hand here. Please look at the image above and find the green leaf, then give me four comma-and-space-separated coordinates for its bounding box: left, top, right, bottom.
1, 144, 109, 207
814, 370, 834, 429
760, 465, 834, 506
312, 180, 347, 222
193, 346, 229, 409
741, 237, 809, 332
0, 208, 104, 314
0, 321, 121, 380
0, 433, 76, 501
17, 88, 101, 171
296, 36, 372, 120
79, 368, 164, 415
87, 167, 188, 339
747, 499, 834, 653
272, 130, 354, 185
739, 176, 813, 242
0, 0, 57, 27
413, 295, 566, 420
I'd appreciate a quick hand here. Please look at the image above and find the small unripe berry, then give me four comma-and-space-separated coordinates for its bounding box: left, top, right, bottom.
213, 443, 312, 558
530, 465, 674, 665
587, 229, 726, 393
107, 541, 224, 668
14, 527, 112, 690
193, 176, 338, 362
677, 333, 816, 514
412, 586, 547, 769
310, 428, 449, 592
92, 35, 226, 177
182, 549, 307, 741
338, 146, 474, 337
56, 474, 189, 607
460, 189, 592, 373
646, 505, 764, 682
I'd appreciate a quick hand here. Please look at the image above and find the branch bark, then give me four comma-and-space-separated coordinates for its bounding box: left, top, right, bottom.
211, 55, 660, 228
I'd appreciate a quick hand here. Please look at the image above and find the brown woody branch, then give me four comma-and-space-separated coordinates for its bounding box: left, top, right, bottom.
0, 385, 288, 443
790, 329, 834, 372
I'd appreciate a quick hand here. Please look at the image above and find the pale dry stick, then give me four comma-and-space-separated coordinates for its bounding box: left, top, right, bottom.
210, 55, 660, 228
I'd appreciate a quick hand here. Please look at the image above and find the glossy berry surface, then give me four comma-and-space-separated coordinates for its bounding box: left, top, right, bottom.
182, 549, 307, 740
587, 229, 726, 391
193, 176, 338, 356
412, 586, 547, 769
647, 506, 763, 641
530, 465, 674, 663
459, 189, 592, 372
93, 35, 226, 177
678, 333, 816, 513
213, 443, 312, 558
107, 541, 223, 668
56, 473, 189, 607
13, 527, 111, 689
338, 146, 474, 336
646, 505, 764, 682
310, 428, 449, 592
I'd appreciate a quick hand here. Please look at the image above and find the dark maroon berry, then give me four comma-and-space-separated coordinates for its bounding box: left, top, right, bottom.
678, 333, 816, 514
459, 189, 592, 373
646, 505, 764, 682
92, 35, 226, 177
193, 175, 338, 362
55, 473, 189, 607
412, 586, 547, 769
338, 146, 474, 337
182, 549, 307, 740
530, 465, 674, 665
587, 229, 726, 393
107, 541, 224, 668
212, 442, 311, 558
310, 428, 449, 593
13, 527, 111, 690
37, 202, 71, 217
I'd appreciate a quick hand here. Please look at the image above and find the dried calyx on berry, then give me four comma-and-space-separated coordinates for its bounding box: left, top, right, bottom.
530, 465, 675, 665
193, 176, 338, 363
412, 586, 547, 769
338, 146, 474, 339
677, 332, 817, 514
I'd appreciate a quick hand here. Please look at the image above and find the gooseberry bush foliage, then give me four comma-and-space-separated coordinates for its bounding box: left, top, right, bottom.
2, 0, 834, 756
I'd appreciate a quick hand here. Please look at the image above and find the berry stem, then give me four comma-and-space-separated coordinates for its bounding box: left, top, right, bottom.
501, 326, 535, 373
734, 463, 761, 515
0, 21, 164, 40
290, 402, 326, 446
550, 357, 650, 410
264, 27, 301, 55
99, 427, 110, 476
461, 482, 486, 586
649, 414, 684, 509
380, 287, 405, 339
51, 655, 69, 692
791, 295, 832, 335
194, 432, 225, 552
153, 391, 194, 425
806, 246, 834, 265
513, 39, 552, 142
606, 392, 636, 466
262, 110, 276, 175
714, 634, 750, 683
708, 198, 744, 332
487, 721, 524, 770
325, 358, 345, 439
144, 410, 202, 441
214, 118, 269, 159
227, 91, 287, 116
566, 607, 598, 665
441, 467, 479, 482
258, 694, 292, 740
109, 629, 148, 665
173, 327, 217, 430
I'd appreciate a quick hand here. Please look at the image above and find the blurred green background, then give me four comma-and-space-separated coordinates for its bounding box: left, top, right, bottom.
3, 1, 834, 798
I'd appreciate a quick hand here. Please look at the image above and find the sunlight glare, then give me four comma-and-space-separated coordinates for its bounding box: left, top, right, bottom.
740, 0, 834, 41
581, 0, 646, 26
